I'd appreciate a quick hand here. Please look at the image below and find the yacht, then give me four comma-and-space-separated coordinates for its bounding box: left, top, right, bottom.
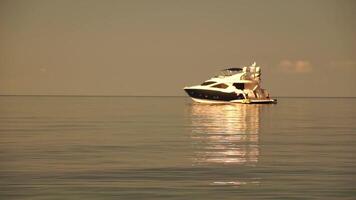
184, 62, 277, 104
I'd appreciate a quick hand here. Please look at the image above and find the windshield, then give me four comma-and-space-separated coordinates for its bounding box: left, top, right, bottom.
201, 81, 216, 86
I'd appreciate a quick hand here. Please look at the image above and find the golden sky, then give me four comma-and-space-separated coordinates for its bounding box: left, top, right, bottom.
0, 0, 355, 96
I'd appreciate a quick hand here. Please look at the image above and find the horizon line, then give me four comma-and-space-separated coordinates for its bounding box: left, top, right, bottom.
0, 94, 355, 98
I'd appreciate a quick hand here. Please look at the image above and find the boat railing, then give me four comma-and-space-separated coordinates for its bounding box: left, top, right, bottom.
240, 66, 261, 81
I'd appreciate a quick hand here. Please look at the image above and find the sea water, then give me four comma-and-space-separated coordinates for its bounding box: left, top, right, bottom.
0, 96, 355, 199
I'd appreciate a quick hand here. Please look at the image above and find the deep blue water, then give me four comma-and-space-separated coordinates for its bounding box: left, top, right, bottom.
0, 96, 355, 199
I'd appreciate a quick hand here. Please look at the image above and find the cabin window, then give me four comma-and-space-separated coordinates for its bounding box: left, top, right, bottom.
211, 83, 229, 89
233, 83, 245, 90
201, 81, 216, 86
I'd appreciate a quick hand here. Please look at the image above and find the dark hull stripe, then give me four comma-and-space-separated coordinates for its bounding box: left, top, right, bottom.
184, 89, 244, 101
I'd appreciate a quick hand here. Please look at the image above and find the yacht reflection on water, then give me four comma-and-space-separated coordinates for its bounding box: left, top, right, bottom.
190, 103, 260, 165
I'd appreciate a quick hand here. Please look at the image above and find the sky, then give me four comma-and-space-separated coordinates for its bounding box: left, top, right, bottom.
0, 0, 355, 97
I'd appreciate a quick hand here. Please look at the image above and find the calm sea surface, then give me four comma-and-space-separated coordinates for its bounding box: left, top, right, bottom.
0, 96, 355, 199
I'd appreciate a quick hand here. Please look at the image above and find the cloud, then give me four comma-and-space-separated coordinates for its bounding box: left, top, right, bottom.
279, 60, 312, 73
40, 67, 47, 73
329, 60, 356, 70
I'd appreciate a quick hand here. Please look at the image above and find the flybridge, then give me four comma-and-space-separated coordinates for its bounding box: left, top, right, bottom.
223, 67, 243, 71
219, 68, 243, 76
218, 62, 261, 78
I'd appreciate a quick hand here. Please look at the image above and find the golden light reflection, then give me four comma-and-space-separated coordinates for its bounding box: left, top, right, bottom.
190, 103, 261, 165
